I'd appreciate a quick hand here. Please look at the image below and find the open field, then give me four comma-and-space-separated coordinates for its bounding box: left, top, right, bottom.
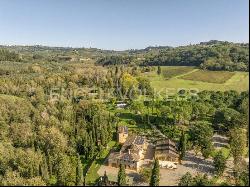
143, 66, 249, 93
161, 66, 195, 79
181, 70, 235, 83
141, 66, 196, 81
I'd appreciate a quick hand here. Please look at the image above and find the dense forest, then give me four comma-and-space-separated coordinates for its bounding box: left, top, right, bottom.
97, 41, 249, 71
0, 41, 249, 186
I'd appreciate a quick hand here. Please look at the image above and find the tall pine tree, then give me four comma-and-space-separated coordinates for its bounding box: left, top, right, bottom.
118, 164, 126, 186
150, 159, 160, 186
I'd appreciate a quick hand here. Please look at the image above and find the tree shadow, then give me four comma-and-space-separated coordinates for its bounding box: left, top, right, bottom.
212, 134, 229, 148
127, 172, 141, 183
117, 112, 139, 121
183, 152, 214, 174
213, 135, 229, 144
213, 142, 228, 148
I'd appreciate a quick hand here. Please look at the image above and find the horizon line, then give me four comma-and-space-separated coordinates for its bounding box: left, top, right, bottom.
0, 40, 249, 51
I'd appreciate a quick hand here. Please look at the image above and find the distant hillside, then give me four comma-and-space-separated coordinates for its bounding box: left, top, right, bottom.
97, 40, 249, 71
0, 40, 249, 71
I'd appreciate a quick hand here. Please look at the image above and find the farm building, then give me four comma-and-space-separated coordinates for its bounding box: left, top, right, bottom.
154, 139, 179, 163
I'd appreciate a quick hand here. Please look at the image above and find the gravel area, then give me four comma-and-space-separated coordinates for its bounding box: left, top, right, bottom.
98, 150, 214, 186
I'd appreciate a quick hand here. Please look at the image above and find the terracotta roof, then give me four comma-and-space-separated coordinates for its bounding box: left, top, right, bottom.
134, 136, 145, 145
121, 135, 145, 151
109, 135, 146, 162
108, 151, 141, 162
121, 135, 136, 151
120, 152, 140, 162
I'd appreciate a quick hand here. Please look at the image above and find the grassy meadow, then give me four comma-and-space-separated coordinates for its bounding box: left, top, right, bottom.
142, 66, 249, 93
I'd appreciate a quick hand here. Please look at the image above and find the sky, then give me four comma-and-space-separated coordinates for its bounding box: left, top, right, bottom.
0, 0, 249, 50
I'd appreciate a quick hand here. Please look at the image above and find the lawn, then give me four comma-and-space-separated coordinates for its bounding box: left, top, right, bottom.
181, 70, 235, 83
108, 104, 156, 139
85, 141, 116, 185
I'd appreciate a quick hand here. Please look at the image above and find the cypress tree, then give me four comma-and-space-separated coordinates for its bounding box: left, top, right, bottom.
88, 134, 95, 159
178, 130, 187, 164
76, 154, 83, 186
103, 171, 109, 186
47, 152, 53, 176
118, 164, 126, 186
115, 66, 119, 76
157, 66, 161, 75
150, 159, 160, 186
101, 123, 109, 146
40, 154, 49, 183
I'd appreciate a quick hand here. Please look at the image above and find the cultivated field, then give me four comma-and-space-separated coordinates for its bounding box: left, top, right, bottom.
161, 66, 195, 79
143, 66, 249, 93
181, 70, 235, 84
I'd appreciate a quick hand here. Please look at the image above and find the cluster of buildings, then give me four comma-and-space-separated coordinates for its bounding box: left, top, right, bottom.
107, 126, 179, 171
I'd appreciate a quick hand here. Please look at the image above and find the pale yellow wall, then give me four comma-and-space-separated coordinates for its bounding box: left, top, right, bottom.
118, 133, 128, 144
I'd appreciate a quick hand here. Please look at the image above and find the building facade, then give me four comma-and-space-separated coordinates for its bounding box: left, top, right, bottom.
117, 126, 128, 144
154, 138, 179, 163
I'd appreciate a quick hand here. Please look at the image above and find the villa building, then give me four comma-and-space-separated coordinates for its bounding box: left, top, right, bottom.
108, 134, 147, 171
108, 126, 179, 171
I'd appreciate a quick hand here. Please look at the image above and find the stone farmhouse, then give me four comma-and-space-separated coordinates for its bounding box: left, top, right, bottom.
107, 126, 179, 171
108, 134, 147, 171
